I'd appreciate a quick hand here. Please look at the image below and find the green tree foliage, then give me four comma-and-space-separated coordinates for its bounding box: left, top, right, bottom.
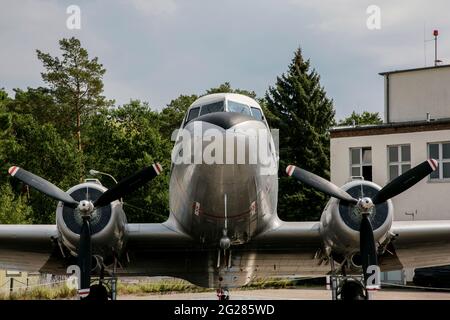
5, 87, 69, 136
84, 101, 172, 222
0, 88, 10, 110
0, 184, 32, 224
266, 48, 335, 221
205, 82, 257, 98
36, 37, 112, 151
338, 111, 383, 126
159, 94, 198, 139
0, 89, 12, 132
1, 113, 81, 223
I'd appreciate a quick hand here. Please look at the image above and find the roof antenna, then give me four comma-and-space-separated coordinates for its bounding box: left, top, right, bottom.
434, 29, 442, 66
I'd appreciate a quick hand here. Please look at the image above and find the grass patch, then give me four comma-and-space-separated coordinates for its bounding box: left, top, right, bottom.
117, 279, 213, 295
0, 284, 77, 300
242, 278, 298, 290
0, 277, 326, 299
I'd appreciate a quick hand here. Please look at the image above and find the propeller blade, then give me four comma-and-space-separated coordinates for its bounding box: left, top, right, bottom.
360, 214, 377, 285
78, 217, 92, 299
286, 165, 358, 204
93, 163, 162, 208
7, 166, 78, 207
372, 159, 438, 205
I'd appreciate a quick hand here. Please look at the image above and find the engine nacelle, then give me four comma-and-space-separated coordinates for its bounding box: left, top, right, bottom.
319, 180, 393, 257
56, 181, 127, 261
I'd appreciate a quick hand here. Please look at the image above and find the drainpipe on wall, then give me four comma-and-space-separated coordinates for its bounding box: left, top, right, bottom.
385, 74, 390, 123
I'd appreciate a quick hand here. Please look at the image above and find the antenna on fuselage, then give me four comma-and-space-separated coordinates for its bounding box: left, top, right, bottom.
219, 193, 231, 251
224, 193, 228, 231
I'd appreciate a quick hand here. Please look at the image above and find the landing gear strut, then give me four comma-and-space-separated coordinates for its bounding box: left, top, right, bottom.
84, 276, 117, 300
82, 263, 118, 301
340, 279, 366, 300
329, 259, 374, 300
86, 283, 109, 301
329, 276, 371, 300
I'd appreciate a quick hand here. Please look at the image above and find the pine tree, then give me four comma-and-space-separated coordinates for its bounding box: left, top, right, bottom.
36, 37, 112, 152
266, 48, 335, 221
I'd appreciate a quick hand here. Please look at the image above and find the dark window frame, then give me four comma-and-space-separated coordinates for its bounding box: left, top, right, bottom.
185, 107, 200, 124
428, 142, 450, 181
350, 147, 372, 181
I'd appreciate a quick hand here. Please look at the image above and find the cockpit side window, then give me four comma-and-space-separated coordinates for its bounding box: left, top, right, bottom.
199, 101, 224, 116
227, 101, 252, 116
250, 107, 264, 121
186, 107, 200, 123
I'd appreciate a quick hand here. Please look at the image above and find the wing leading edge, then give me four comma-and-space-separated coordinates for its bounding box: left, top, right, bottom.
382, 220, 450, 270
0, 225, 58, 272
2, 220, 450, 277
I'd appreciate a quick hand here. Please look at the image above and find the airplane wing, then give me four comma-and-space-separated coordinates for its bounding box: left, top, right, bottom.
380, 220, 450, 271
4, 219, 450, 281
122, 221, 330, 284
0, 225, 59, 272
250, 221, 322, 248
230, 221, 331, 278
0, 221, 194, 274
250, 220, 450, 275
125, 222, 194, 250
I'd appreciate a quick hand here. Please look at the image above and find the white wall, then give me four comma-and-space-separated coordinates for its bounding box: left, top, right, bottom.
331, 129, 450, 221
386, 67, 450, 123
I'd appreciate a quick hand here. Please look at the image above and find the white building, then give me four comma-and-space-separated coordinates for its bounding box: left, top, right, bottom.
330, 65, 450, 283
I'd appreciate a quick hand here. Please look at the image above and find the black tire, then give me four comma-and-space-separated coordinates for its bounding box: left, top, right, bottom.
86, 283, 109, 301
341, 280, 366, 300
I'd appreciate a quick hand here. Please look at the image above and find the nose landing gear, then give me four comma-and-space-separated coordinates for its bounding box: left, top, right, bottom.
329, 259, 378, 300
83, 276, 117, 301
340, 279, 366, 300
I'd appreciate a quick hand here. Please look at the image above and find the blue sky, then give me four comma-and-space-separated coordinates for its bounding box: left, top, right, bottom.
1, 0, 450, 120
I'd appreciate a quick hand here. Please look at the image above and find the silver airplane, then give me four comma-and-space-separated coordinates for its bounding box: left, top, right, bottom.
4, 93, 450, 300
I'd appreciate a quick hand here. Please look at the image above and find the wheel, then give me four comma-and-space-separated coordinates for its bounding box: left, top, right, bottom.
340, 280, 366, 300
85, 283, 109, 301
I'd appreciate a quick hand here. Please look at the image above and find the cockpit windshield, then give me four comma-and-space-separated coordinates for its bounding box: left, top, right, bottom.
228, 101, 264, 121
250, 107, 263, 121
199, 101, 224, 116
186, 107, 200, 123
184, 98, 265, 126
227, 101, 252, 116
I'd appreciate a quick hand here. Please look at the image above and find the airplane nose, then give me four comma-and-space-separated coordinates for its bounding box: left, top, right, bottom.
193, 112, 256, 130
176, 111, 274, 168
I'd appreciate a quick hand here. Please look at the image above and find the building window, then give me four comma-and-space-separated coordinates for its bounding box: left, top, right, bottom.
388, 145, 411, 181
350, 147, 372, 181
428, 142, 450, 180
6, 270, 21, 277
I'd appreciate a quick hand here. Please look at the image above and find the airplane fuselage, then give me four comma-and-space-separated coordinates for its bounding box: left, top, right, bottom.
169, 109, 279, 247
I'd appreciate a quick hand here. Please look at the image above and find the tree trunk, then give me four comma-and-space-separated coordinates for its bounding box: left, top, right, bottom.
76, 108, 81, 151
